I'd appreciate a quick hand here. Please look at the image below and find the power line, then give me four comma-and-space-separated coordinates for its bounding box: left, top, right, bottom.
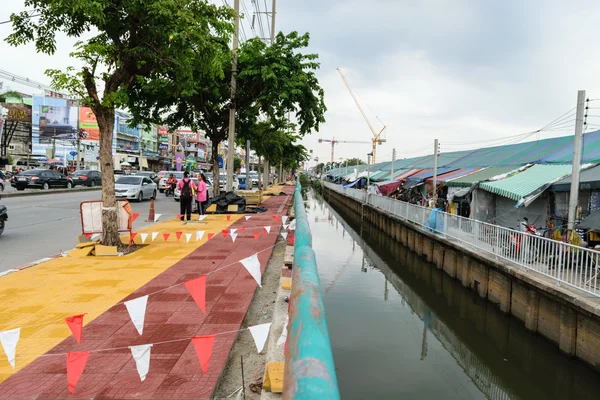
262, 0, 271, 41
252, 0, 265, 39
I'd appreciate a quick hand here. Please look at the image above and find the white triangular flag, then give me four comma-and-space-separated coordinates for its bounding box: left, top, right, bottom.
283, 224, 289, 230
140, 233, 148, 244
249, 323, 271, 353
230, 228, 237, 235
264, 226, 271, 234
196, 231, 205, 241
198, 215, 207, 221
288, 220, 296, 231
280, 232, 288, 241
90, 233, 102, 241
231, 233, 238, 243
154, 214, 162, 222
282, 216, 288, 225
185, 233, 192, 243
129, 344, 152, 381
235, 388, 244, 400
151, 232, 159, 242
124, 295, 148, 335
277, 315, 289, 346
240, 253, 262, 287
0, 328, 20, 369
245, 216, 251, 220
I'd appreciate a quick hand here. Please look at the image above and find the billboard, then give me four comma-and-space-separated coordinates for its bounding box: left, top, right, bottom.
79, 107, 100, 140
36, 103, 79, 144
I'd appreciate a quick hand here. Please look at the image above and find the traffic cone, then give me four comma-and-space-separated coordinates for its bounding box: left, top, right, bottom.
146, 199, 155, 222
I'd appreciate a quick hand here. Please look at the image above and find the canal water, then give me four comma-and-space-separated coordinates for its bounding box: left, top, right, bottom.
305, 189, 600, 400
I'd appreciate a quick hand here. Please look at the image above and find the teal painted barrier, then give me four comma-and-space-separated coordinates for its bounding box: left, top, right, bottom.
283, 182, 340, 399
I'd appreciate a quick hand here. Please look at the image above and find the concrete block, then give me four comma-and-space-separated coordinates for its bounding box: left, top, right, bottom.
263, 362, 284, 393
94, 245, 118, 257
206, 204, 217, 213
559, 306, 577, 355
442, 248, 457, 278
282, 279, 291, 290
470, 261, 488, 298
68, 246, 94, 258
537, 295, 561, 345
75, 240, 98, 249
284, 246, 294, 267
488, 270, 511, 313
576, 314, 600, 368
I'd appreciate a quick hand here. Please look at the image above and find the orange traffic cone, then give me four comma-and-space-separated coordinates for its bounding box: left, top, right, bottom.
146, 199, 155, 222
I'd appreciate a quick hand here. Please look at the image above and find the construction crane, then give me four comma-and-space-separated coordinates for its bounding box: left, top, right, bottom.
318, 137, 371, 163
336, 67, 387, 163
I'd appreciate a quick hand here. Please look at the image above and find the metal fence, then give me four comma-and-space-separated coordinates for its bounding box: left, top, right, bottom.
324, 181, 600, 297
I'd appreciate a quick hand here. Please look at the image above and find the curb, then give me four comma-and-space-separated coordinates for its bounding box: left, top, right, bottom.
1, 251, 69, 278
1, 186, 101, 198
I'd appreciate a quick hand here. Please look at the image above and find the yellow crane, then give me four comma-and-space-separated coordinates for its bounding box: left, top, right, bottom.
318, 137, 372, 163
336, 67, 387, 163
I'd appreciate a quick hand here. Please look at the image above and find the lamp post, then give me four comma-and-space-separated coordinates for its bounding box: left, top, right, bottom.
367, 152, 373, 189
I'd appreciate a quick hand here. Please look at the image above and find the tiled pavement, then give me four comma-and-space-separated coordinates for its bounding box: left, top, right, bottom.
0, 186, 293, 399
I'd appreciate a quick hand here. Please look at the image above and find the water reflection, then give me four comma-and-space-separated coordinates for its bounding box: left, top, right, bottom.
307, 189, 600, 400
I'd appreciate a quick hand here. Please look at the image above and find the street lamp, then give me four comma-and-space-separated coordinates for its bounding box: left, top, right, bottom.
367, 152, 373, 189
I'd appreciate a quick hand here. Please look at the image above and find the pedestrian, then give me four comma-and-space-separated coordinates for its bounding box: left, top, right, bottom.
195, 173, 208, 215
177, 171, 196, 221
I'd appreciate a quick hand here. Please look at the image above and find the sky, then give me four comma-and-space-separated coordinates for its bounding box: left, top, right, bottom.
2, 0, 600, 166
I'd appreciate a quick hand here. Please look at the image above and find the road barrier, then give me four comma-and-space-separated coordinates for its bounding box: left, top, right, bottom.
324, 181, 600, 298
283, 181, 340, 400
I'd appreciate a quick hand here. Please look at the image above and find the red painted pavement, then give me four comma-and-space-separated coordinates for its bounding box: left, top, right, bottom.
0, 187, 294, 399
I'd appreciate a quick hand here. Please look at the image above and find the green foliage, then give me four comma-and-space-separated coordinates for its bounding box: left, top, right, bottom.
6, 153, 15, 166
345, 157, 365, 166
234, 157, 242, 171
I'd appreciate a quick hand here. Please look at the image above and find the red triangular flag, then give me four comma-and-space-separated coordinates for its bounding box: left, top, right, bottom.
238, 228, 246, 233
253, 232, 260, 240
65, 314, 85, 344
176, 232, 183, 241
67, 351, 89, 395
131, 213, 140, 223
177, 214, 183, 219
208, 233, 214, 240
226, 215, 231, 221
191, 335, 215, 375
273, 215, 280, 221
289, 236, 295, 246
85, 233, 92, 240
130, 232, 138, 241
163, 233, 170, 242
184, 276, 206, 313
222, 229, 229, 238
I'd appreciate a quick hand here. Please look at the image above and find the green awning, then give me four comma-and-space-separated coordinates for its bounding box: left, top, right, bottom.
479, 164, 573, 201
446, 167, 518, 187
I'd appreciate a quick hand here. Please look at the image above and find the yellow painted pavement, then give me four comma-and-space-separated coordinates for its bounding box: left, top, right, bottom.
0, 215, 241, 383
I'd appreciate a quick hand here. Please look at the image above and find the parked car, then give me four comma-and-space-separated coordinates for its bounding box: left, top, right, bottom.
174, 177, 213, 201
115, 175, 157, 202
218, 174, 240, 192
0, 170, 6, 191
158, 171, 184, 192
11, 169, 73, 191
69, 170, 102, 187
134, 171, 159, 184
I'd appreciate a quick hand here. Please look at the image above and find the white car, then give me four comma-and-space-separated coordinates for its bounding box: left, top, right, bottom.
115, 175, 157, 202
158, 171, 184, 192
218, 174, 239, 192
174, 177, 213, 201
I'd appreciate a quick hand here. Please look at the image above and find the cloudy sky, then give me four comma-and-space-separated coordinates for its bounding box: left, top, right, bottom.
2, 0, 600, 165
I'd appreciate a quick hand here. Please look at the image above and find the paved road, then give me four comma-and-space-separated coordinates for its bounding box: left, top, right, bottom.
0, 191, 185, 272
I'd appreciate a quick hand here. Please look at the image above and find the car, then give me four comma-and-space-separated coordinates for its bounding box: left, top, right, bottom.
158, 171, 184, 192
11, 169, 73, 191
218, 174, 239, 192
0, 170, 5, 192
134, 171, 159, 184
69, 170, 102, 187
115, 175, 157, 202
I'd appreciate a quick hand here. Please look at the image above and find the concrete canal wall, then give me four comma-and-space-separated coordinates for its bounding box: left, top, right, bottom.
323, 185, 600, 371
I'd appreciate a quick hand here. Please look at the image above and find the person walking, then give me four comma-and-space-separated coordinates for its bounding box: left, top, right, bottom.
177, 171, 196, 221
195, 173, 208, 215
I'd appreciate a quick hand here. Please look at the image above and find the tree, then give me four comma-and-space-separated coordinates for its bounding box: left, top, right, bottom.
345, 157, 365, 166
128, 31, 326, 196
233, 157, 242, 172
7, 0, 233, 245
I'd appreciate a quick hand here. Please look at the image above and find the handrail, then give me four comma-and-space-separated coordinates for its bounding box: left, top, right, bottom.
283, 181, 340, 399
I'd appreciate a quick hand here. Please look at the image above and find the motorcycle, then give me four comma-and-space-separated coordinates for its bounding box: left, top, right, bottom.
0, 194, 7, 236
165, 182, 175, 197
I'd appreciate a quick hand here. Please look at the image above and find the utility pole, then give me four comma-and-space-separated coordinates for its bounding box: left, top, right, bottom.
568, 90, 586, 233
262, 1, 276, 189
391, 148, 396, 180
432, 139, 439, 204
246, 139, 252, 189
345, 159, 348, 177
271, 0, 276, 44
226, 0, 240, 192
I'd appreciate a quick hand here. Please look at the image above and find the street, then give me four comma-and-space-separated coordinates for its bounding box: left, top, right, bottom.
0, 190, 184, 272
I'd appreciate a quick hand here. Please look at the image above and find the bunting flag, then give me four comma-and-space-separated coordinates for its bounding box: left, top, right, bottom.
196, 231, 205, 241
281, 232, 288, 241
282, 216, 288, 225
283, 224, 289, 230
222, 229, 229, 238
288, 220, 296, 230
185, 233, 192, 243
249, 323, 272, 353
154, 214, 162, 222
277, 315, 289, 346
191, 335, 215, 375
235, 388, 244, 400
240, 253, 262, 287
151, 232, 159, 242
245, 216, 251, 220
231, 233, 238, 243
198, 215, 207, 221
91, 233, 102, 241
226, 215, 231, 221
263, 226, 271, 234
176, 214, 183, 219
273, 215, 280, 221
230, 228, 237, 235
0, 328, 20, 369
208, 233, 215, 240
130, 232, 138, 242
163, 233, 170, 242
85, 233, 92, 240
67, 351, 89, 395
124, 296, 148, 335
176, 232, 183, 241
184, 276, 206, 313
65, 314, 85, 344
140, 233, 148, 244
238, 228, 246, 233
129, 344, 152, 381
253, 232, 261, 240
289, 236, 295, 246
131, 213, 140, 223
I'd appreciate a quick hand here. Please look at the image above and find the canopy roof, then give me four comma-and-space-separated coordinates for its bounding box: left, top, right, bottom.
550, 164, 600, 191
424, 168, 482, 183
446, 167, 518, 187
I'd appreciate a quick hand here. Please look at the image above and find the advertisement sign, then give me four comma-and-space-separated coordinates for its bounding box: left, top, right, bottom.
175, 144, 184, 171
158, 127, 168, 136
158, 143, 169, 150
218, 156, 224, 169
36, 103, 79, 144
158, 136, 169, 143
2, 104, 32, 123
78, 107, 100, 140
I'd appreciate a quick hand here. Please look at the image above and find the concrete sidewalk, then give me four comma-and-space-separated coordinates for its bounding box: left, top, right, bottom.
0, 186, 293, 399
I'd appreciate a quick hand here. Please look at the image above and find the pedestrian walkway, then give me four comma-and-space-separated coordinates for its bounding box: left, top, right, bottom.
0, 187, 293, 399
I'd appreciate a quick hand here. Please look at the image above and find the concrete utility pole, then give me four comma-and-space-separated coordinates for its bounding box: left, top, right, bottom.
391, 148, 396, 180
345, 159, 348, 177
568, 90, 587, 232
432, 139, 439, 203
271, 0, 276, 44
262, 0, 276, 189
226, 0, 240, 192
246, 139, 252, 189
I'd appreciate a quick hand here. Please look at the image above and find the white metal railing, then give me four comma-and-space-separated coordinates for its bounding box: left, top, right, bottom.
323, 181, 600, 297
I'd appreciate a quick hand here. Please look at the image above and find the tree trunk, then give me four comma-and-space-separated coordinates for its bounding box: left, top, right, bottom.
211, 138, 220, 197
263, 158, 269, 190
96, 107, 120, 246
257, 155, 262, 189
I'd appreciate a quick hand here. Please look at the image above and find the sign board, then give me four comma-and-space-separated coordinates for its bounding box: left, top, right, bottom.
3, 104, 32, 123
80, 200, 132, 235
78, 107, 100, 140
158, 136, 169, 143
218, 156, 224, 168
70, 151, 77, 156
158, 143, 169, 150
158, 127, 168, 136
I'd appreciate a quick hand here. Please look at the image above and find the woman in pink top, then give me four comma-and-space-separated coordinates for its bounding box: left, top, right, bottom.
195, 173, 208, 215
177, 171, 197, 221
